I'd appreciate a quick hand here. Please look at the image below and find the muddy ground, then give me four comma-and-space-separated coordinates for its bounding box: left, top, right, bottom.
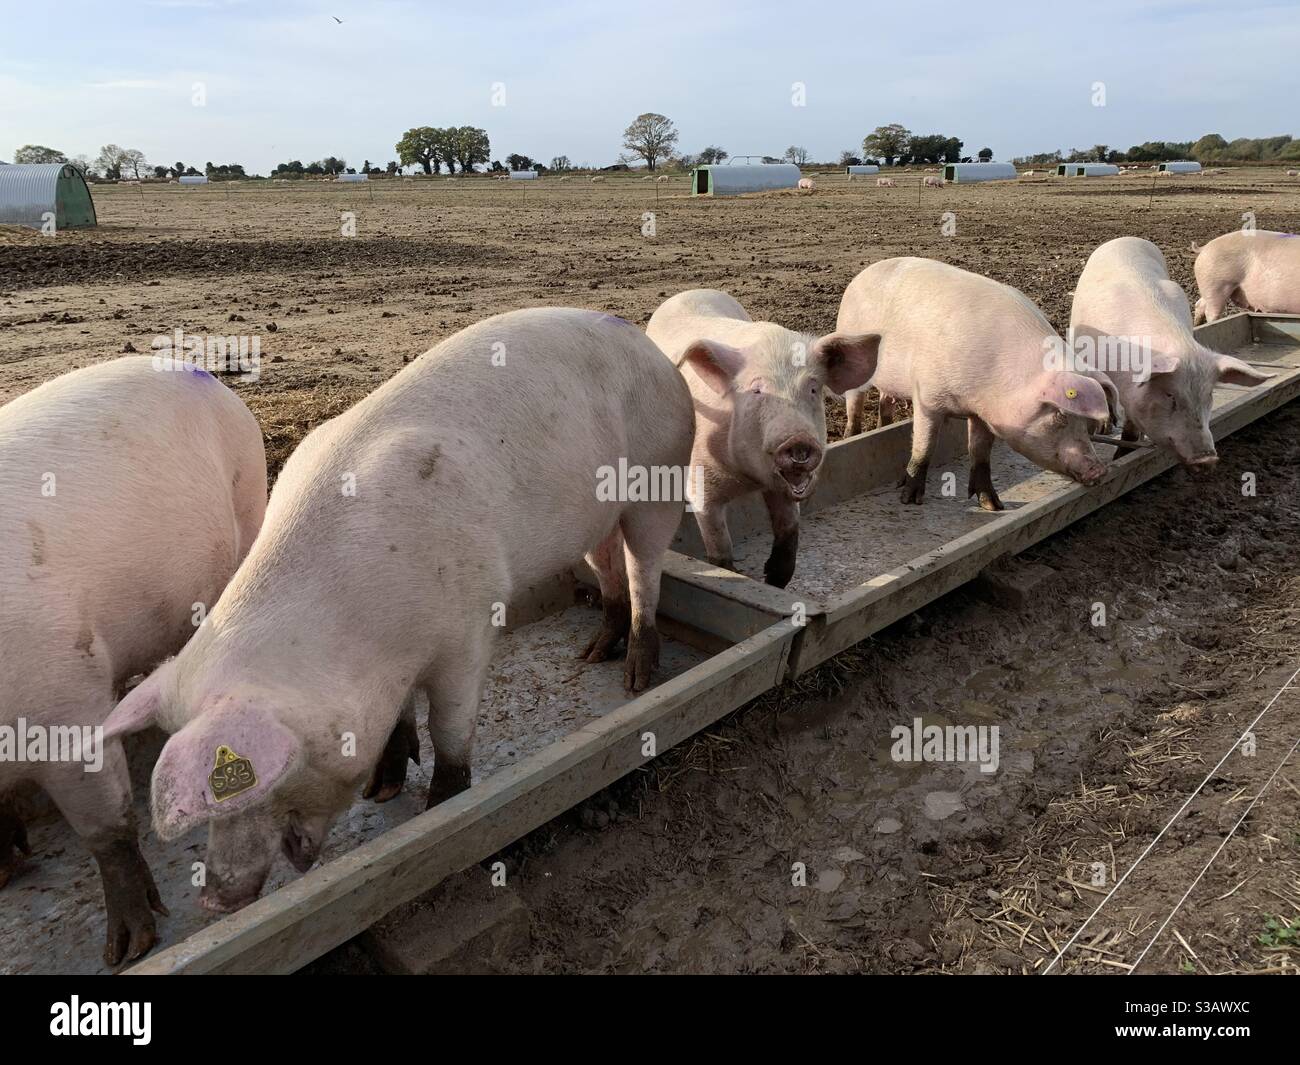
2, 168, 1297, 974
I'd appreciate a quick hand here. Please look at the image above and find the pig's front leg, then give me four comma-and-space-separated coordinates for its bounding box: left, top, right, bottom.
46, 745, 167, 966
761, 489, 800, 588
844, 388, 867, 437
898, 403, 944, 505
425, 633, 493, 809
0, 799, 31, 889
363, 693, 421, 803
966, 416, 1004, 511
692, 497, 735, 572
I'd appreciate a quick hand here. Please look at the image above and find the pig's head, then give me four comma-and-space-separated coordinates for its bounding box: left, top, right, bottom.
1124, 347, 1272, 469
1003, 370, 1113, 486
678, 329, 879, 501
104, 677, 359, 913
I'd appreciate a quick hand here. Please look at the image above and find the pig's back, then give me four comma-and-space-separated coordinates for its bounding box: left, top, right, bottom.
0, 357, 266, 694
646, 289, 753, 361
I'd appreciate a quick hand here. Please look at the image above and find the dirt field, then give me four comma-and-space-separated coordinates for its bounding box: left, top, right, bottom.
2, 167, 1298, 974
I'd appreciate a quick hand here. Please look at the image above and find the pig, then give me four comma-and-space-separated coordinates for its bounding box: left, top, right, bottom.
656, 175, 670, 183
1193, 229, 1300, 323
102, 309, 694, 913
1071, 237, 1272, 466
798, 178, 815, 190
877, 177, 895, 187
590, 176, 604, 183
0, 356, 266, 963
837, 258, 1117, 510
923, 176, 943, 187
646, 290, 879, 587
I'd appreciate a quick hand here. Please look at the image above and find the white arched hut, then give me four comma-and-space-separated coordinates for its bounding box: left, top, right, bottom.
942, 162, 1016, 183
690, 163, 801, 196
0, 162, 97, 229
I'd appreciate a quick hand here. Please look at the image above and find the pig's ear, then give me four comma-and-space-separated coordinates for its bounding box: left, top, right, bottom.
103, 673, 165, 740
1041, 373, 1110, 422
811, 332, 880, 394
1215, 354, 1273, 387
677, 340, 747, 395
150, 703, 302, 840
1148, 352, 1181, 376
1092, 371, 1121, 431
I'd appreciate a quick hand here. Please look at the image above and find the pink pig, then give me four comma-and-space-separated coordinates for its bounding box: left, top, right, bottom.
838, 258, 1117, 510
0, 357, 266, 964
1193, 229, 1300, 323
103, 309, 695, 913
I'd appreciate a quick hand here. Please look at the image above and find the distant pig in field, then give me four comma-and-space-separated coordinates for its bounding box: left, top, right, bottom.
838, 258, 1117, 510
798, 178, 815, 190
0, 357, 266, 963
103, 309, 694, 913
1072, 237, 1271, 467
1193, 229, 1300, 323
647, 289, 879, 587
877, 177, 895, 187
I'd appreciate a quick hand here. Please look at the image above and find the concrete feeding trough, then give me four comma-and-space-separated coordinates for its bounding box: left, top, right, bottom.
690, 163, 801, 196
507, 170, 537, 180
178, 175, 209, 185
846, 164, 881, 176
942, 162, 1017, 183
1157, 161, 1203, 174
1063, 163, 1120, 177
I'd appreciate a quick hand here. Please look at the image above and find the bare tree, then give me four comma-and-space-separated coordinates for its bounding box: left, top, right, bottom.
622, 113, 679, 171
783, 145, 810, 165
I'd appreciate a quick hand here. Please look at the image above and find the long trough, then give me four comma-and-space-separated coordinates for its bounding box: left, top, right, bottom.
89, 312, 1297, 973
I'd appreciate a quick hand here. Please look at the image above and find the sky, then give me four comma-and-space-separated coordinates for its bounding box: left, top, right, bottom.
2, 0, 1298, 173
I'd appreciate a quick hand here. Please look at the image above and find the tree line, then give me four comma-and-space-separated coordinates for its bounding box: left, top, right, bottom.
1014, 133, 1300, 167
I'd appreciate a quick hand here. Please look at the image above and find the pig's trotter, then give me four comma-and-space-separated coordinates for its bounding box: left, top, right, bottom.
624, 626, 660, 693
706, 554, 735, 572
93, 833, 168, 967
0, 806, 31, 889
579, 596, 631, 663
425, 762, 472, 809
899, 462, 929, 505
967, 462, 1004, 512
764, 528, 799, 588
363, 716, 421, 803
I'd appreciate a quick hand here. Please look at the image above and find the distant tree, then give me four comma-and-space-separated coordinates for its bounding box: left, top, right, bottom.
505, 153, 534, 172
941, 138, 964, 163
674, 153, 697, 169
698, 145, 728, 165
318, 156, 346, 175
396, 127, 446, 174
447, 127, 490, 173
978, 147, 993, 162
862, 124, 911, 167
489, 159, 506, 172
622, 112, 679, 171
153, 165, 169, 179
1086, 144, 1108, 162
69, 155, 94, 176
783, 145, 810, 165
305, 161, 325, 175
94, 144, 128, 180
550, 155, 571, 171
273, 160, 306, 176
14, 145, 67, 164
386, 160, 399, 175
909, 135, 953, 164
838, 149, 860, 166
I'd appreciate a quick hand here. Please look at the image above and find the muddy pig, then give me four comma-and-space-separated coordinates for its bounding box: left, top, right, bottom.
646, 289, 878, 586
837, 258, 1117, 510
103, 308, 695, 913
0, 357, 266, 963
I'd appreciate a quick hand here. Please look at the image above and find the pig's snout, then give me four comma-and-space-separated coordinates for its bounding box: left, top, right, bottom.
1186, 452, 1219, 473
1072, 458, 1107, 487
775, 436, 823, 500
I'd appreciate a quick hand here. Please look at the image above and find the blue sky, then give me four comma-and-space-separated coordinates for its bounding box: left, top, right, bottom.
1, 0, 1297, 171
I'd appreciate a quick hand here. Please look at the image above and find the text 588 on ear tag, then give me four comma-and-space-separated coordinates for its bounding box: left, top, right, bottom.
209, 745, 256, 802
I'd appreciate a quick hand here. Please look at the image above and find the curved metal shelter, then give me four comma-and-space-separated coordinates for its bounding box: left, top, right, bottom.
0, 163, 97, 229
942, 162, 1016, 183
691, 163, 801, 196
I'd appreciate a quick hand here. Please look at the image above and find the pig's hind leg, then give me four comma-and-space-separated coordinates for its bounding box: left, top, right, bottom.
620, 499, 682, 692
43, 743, 167, 966
966, 416, 1004, 512
898, 402, 943, 505
364, 692, 421, 803
580, 524, 632, 664
0, 796, 32, 888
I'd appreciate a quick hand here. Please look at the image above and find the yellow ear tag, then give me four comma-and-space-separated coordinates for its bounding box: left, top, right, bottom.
1065, 388, 1078, 399
209, 745, 257, 802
